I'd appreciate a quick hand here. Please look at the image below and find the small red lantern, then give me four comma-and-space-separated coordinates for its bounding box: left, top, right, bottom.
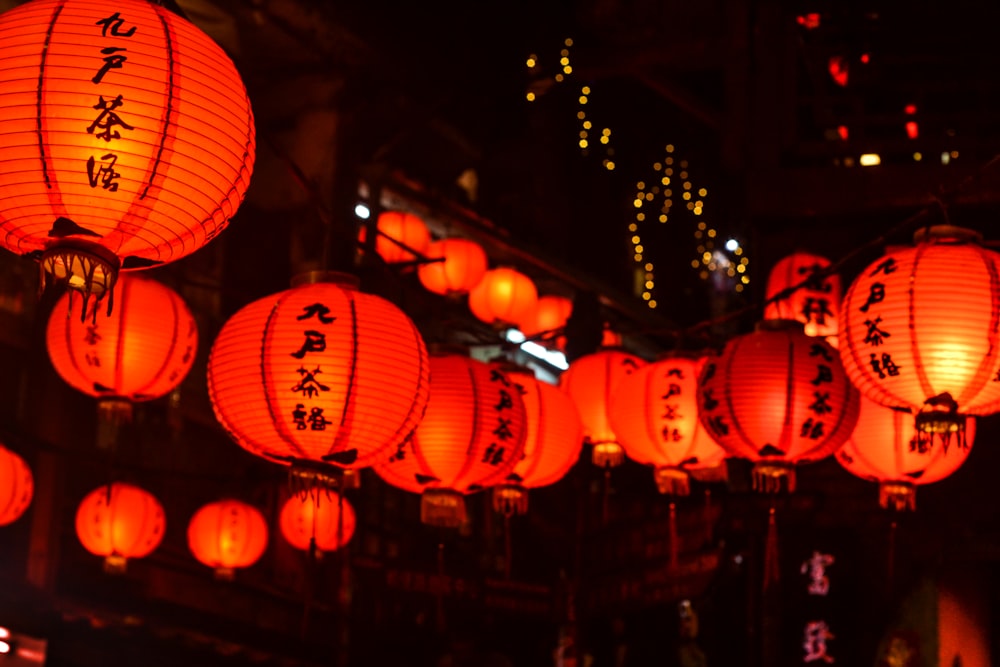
490, 362, 583, 515
374, 348, 528, 527
417, 238, 488, 297
764, 251, 841, 346
0, 0, 255, 315
0, 445, 33, 526
75, 481, 165, 573
609, 352, 727, 495
279, 491, 355, 554
359, 210, 431, 265
836, 395, 974, 511
698, 320, 860, 492
207, 271, 430, 489
559, 348, 646, 467
46, 274, 198, 424
839, 225, 1000, 442
520, 294, 573, 343
467, 266, 538, 330
187, 499, 269, 580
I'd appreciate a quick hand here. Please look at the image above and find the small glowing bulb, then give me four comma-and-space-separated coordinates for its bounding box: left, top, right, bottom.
725, 238, 739, 251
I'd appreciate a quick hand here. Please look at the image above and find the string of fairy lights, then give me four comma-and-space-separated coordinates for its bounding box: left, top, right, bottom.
526, 37, 749, 309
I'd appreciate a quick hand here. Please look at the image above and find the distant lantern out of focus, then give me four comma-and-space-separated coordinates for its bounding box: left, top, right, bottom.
0, 445, 33, 526
187, 499, 269, 580
75, 482, 165, 573
468, 267, 539, 330
0, 0, 255, 317
764, 251, 841, 347
358, 210, 431, 265
417, 237, 488, 297
520, 294, 574, 346
279, 491, 356, 555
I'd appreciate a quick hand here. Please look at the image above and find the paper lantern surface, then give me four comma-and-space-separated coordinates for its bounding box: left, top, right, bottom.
764, 251, 841, 345
279, 491, 355, 552
75, 481, 165, 569
359, 210, 431, 264
468, 267, 538, 329
417, 238, 488, 296
0, 445, 33, 526
187, 499, 268, 577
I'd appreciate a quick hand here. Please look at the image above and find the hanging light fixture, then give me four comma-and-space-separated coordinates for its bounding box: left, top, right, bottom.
839, 225, 1000, 444
187, 499, 269, 580
75, 481, 165, 573
519, 294, 574, 346
359, 210, 431, 265
0, 0, 255, 317
0, 445, 33, 526
279, 490, 356, 554
417, 237, 488, 297
207, 271, 430, 492
467, 266, 539, 330
764, 251, 841, 347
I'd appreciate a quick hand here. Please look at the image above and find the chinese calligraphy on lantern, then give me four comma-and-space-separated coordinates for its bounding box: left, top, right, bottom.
659, 365, 686, 443
801, 550, 836, 663
483, 369, 517, 466
856, 258, 903, 380
287, 302, 337, 431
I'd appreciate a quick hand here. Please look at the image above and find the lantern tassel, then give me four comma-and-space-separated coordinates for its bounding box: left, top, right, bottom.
492, 484, 528, 517
879, 481, 916, 512
887, 519, 897, 597
504, 514, 513, 580
753, 462, 795, 494
421, 489, 467, 528
435, 542, 447, 634
592, 442, 624, 468
763, 506, 780, 592
668, 502, 679, 571
655, 467, 691, 496
702, 488, 713, 547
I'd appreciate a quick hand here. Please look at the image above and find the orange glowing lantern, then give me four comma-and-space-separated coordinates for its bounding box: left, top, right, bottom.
187, 499, 269, 580
764, 251, 841, 346
698, 320, 860, 492
374, 348, 528, 527
0, 0, 255, 315
417, 238, 488, 297
468, 266, 538, 330
520, 294, 573, 344
46, 274, 197, 424
609, 352, 728, 495
490, 362, 583, 515
359, 210, 431, 265
0, 445, 33, 526
75, 481, 165, 573
836, 395, 974, 511
207, 271, 430, 489
839, 226, 1000, 442
279, 491, 355, 553
559, 348, 646, 467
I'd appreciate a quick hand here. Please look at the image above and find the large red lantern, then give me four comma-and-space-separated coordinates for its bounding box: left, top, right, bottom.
374, 348, 528, 527
359, 210, 431, 265
0, 0, 255, 315
187, 499, 269, 580
279, 491, 355, 554
609, 352, 727, 495
417, 238, 488, 297
835, 395, 974, 511
839, 226, 1000, 442
467, 266, 538, 330
559, 348, 646, 467
46, 273, 197, 424
490, 362, 583, 515
764, 251, 841, 346
75, 481, 165, 573
207, 271, 430, 488
0, 445, 33, 526
520, 294, 573, 343
697, 320, 860, 492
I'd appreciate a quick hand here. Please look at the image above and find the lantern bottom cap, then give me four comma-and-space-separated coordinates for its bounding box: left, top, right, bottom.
288, 459, 356, 496
103, 554, 127, 574
492, 484, 528, 516
880, 481, 917, 512
421, 488, 467, 528
40, 239, 119, 321
654, 467, 692, 496
591, 442, 625, 468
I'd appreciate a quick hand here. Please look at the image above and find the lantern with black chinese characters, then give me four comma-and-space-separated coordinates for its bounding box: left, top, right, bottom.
358, 210, 431, 265
698, 320, 860, 492
609, 352, 727, 495
0, 445, 33, 526
559, 347, 646, 467
46, 273, 198, 428
75, 481, 165, 573
417, 237, 488, 297
0, 0, 255, 316
839, 225, 1000, 446
374, 347, 528, 528
468, 266, 538, 330
835, 394, 975, 511
207, 271, 430, 492
764, 251, 841, 347
187, 499, 269, 580
490, 361, 583, 515
279, 490, 356, 554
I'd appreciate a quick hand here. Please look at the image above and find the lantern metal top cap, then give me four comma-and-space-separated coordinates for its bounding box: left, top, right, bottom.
755, 318, 806, 333
912, 225, 983, 245
290, 270, 361, 289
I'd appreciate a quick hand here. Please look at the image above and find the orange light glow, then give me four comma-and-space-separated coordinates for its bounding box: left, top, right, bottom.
280, 491, 356, 553
468, 266, 539, 330
796, 13, 821, 29
187, 499, 269, 579
520, 294, 574, 342
906, 121, 919, 139
764, 251, 841, 345
837, 125, 849, 141
0, 445, 33, 526
75, 482, 165, 572
828, 56, 849, 87
417, 238, 488, 296
358, 210, 431, 264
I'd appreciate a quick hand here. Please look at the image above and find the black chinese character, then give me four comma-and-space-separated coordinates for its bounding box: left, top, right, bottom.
84, 325, 101, 345
307, 407, 331, 431
666, 368, 684, 378
809, 391, 832, 415
85, 352, 100, 367
809, 343, 833, 362
800, 418, 825, 439
489, 369, 510, 387
801, 297, 833, 325
869, 353, 901, 379
495, 389, 513, 411
701, 388, 719, 412
86, 152, 121, 191
661, 426, 683, 442
705, 415, 729, 437
86, 94, 133, 142
92, 47, 127, 84
95, 12, 136, 38
296, 303, 335, 324
811, 365, 833, 386
292, 404, 308, 430
662, 382, 682, 400
869, 258, 897, 277
493, 417, 514, 441
661, 404, 681, 420
291, 366, 328, 398
291, 330, 326, 359
482, 443, 506, 465
798, 263, 832, 292
859, 282, 886, 313
863, 317, 890, 346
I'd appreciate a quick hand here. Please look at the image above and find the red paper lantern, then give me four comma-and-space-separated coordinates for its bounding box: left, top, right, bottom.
0, 445, 33, 526
698, 320, 860, 492
279, 491, 355, 553
46, 273, 197, 423
374, 349, 528, 527
207, 271, 430, 487
764, 251, 841, 346
520, 294, 573, 342
417, 238, 488, 297
75, 481, 165, 573
559, 348, 646, 467
187, 499, 269, 580
836, 395, 974, 511
467, 266, 538, 330
359, 210, 431, 265
839, 225, 1000, 441
491, 362, 583, 515
0, 0, 255, 314
609, 352, 727, 495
